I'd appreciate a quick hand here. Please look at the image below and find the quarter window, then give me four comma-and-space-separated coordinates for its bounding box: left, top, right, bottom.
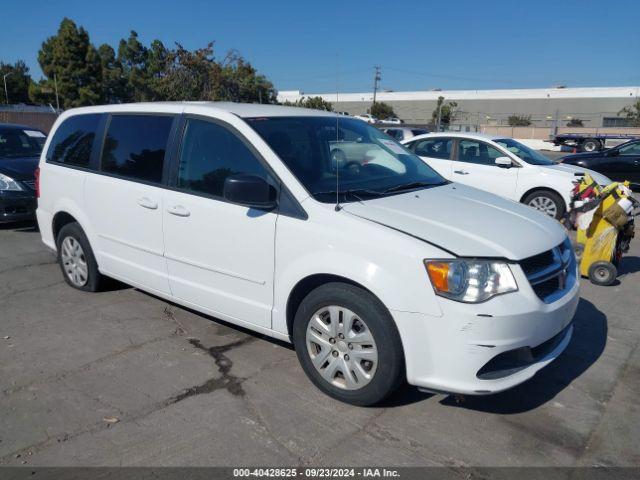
414, 138, 452, 159
101, 115, 173, 183
457, 140, 503, 166
177, 118, 271, 197
47, 114, 101, 168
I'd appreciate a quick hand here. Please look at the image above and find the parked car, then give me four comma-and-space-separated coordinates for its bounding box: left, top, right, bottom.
402, 132, 611, 219
558, 139, 640, 188
382, 117, 403, 124
37, 103, 578, 405
384, 127, 430, 142
353, 113, 378, 124
0, 123, 46, 224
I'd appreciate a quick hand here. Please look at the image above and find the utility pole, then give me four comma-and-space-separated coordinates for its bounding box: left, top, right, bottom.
372, 65, 381, 105
3, 72, 12, 105
54, 73, 60, 112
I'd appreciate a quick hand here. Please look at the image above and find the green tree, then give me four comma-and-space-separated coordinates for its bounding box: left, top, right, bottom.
157, 44, 276, 103
0, 61, 31, 104
34, 18, 103, 108
283, 96, 333, 111
369, 101, 395, 119
117, 31, 153, 101
566, 118, 584, 127
432, 96, 458, 126
619, 100, 640, 127
507, 115, 532, 126
98, 44, 127, 103
212, 50, 277, 103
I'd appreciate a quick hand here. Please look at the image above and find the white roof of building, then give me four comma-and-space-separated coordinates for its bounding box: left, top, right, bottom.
278, 86, 640, 103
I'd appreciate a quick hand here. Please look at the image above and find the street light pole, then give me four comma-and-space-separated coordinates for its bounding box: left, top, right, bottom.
3, 72, 12, 105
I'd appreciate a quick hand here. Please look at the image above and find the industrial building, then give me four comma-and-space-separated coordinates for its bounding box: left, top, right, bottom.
277, 86, 640, 128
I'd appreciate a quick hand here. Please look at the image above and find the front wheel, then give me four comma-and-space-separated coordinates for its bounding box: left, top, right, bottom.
292, 283, 404, 406
523, 190, 566, 220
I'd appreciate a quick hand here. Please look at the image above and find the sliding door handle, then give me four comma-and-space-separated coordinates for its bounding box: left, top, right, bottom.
167, 205, 191, 217
137, 197, 158, 209
454, 170, 469, 175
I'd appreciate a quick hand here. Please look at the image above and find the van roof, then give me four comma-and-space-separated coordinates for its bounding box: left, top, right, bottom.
60, 101, 339, 119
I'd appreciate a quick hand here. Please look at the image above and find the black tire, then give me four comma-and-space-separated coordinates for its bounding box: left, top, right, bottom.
522, 190, 566, 220
580, 138, 601, 152
56, 222, 103, 292
588, 261, 617, 286
292, 282, 404, 406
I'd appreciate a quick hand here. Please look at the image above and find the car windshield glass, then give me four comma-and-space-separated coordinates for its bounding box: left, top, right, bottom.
0, 127, 45, 158
247, 116, 447, 203
494, 138, 554, 165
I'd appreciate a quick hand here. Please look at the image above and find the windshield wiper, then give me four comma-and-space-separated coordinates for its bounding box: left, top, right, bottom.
383, 181, 444, 194
314, 188, 386, 201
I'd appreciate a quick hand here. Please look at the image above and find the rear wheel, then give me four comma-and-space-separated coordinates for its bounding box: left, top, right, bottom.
581, 138, 601, 152
588, 261, 617, 286
292, 282, 404, 406
56, 222, 103, 292
523, 190, 566, 220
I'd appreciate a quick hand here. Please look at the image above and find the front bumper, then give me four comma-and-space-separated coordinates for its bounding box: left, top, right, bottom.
0, 191, 37, 224
393, 262, 580, 395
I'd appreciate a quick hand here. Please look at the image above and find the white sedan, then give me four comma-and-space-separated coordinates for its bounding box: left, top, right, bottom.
353, 114, 379, 124
402, 132, 611, 219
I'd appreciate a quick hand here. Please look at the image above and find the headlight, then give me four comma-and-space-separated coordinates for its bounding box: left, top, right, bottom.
424, 259, 517, 303
0, 173, 23, 192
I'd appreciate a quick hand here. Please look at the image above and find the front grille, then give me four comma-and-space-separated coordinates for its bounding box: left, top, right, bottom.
21, 180, 36, 191
520, 250, 555, 276
520, 239, 575, 303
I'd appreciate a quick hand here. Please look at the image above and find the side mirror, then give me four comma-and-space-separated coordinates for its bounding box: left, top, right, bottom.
223, 174, 277, 210
605, 149, 619, 157
495, 156, 513, 168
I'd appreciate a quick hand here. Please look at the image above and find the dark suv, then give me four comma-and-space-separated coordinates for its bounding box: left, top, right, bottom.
0, 123, 46, 224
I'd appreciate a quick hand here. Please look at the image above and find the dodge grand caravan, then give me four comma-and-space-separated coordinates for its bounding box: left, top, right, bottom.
37, 102, 579, 405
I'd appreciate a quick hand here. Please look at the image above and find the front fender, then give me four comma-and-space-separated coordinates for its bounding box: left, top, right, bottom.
271, 212, 446, 336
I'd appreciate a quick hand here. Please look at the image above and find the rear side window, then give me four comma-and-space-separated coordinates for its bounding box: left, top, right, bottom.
101, 115, 173, 183
47, 114, 101, 168
414, 138, 452, 159
177, 118, 271, 198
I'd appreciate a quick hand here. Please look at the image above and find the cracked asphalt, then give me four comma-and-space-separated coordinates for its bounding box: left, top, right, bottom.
1, 219, 639, 467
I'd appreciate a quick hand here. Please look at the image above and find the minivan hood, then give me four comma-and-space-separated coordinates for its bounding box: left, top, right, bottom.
0, 156, 40, 180
539, 163, 610, 185
342, 183, 565, 260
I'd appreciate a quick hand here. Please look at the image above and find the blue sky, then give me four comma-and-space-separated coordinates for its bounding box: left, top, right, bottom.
1, 0, 638, 93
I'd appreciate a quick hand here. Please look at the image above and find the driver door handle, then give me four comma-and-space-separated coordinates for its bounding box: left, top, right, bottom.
167, 205, 191, 217
454, 170, 469, 175
137, 197, 158, 210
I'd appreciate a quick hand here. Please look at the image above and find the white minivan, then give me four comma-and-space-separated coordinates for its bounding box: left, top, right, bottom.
36, 103, 579, 405
402, 132, 611, 220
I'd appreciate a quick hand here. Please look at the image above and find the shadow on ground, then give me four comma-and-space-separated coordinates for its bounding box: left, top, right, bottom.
0, 220, 38, 232
619, 255, 640, 276
440, 298, 606, 414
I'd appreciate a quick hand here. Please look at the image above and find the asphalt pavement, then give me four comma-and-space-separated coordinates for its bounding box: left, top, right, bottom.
1, 190, 639, 466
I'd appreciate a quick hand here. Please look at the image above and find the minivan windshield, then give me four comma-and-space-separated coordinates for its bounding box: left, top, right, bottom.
0, 127, 46, 158
247, 116, 447, 203
494, 138, 554, 166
